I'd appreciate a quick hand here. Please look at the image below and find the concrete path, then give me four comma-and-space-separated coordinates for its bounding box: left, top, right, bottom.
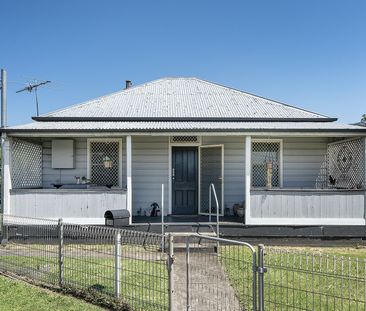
172, 249, 242, 311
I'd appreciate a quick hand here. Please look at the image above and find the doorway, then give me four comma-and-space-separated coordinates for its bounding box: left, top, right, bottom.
172, 147, 198, 215
199, 145, 224, 215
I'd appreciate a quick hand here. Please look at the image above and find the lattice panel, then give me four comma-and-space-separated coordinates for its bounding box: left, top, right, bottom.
252, 142, 280, 188
170, 136, 200, 143
90, 141, 120, 187
11, 139, 42, 189
327, 138, 365, 189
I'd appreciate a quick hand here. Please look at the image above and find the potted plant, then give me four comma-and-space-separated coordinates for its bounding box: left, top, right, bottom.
233, 202, 245, 217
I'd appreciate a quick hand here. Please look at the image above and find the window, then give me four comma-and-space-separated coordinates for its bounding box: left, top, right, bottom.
252, 140, 281, 188
88, 139, 122, 187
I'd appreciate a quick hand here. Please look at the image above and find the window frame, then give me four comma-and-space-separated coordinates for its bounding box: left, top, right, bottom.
87, 138, 123, 187
251, 138, 283, 188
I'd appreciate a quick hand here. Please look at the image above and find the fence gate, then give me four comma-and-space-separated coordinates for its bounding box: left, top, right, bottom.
172, 234, 263, 311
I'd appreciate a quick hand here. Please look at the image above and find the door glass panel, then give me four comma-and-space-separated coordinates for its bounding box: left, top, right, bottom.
199, 146, 223, 215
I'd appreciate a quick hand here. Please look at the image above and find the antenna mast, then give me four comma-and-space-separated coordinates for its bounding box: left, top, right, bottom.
16, 80, 51, 116
1, 69, 6, 128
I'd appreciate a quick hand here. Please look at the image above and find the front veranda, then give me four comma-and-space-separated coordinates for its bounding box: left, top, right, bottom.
3, 134, 366, 226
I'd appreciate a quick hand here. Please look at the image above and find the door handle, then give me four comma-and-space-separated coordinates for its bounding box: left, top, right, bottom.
172, 168, 175, 180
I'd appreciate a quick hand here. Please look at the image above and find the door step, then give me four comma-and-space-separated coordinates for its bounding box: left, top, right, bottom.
168, 232, 218, 250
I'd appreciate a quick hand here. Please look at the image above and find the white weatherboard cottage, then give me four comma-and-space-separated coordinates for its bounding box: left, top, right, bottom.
1, 77, 366, 226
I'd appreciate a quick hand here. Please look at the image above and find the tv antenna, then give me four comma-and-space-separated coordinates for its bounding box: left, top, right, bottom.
16, 80, 51, 116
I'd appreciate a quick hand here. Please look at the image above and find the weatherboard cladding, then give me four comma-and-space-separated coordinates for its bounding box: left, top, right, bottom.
42, 138, 127, 188
38, 77, 328, 120
39, 135, 329, 215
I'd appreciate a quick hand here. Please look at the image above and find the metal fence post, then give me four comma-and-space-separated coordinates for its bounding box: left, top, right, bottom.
168, 234, 174, 311
58, 218, 64, 288
1, 217, 8, 244
115, 230, 121, 298
258, 244, 266, 311
0, 214, 3, 239
161, 183, 165, 251
185, 236, 190, 311
252, 251, 257, 311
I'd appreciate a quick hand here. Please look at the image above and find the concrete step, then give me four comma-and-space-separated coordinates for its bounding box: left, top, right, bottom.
125, 223, 217, 235
169, 232, 217, 243
172, 243, 219, 252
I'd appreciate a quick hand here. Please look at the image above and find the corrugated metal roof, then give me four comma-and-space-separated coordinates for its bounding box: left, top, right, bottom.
353, 122, 366, 127
38, 77, 331, 120
6, 121, 366, 132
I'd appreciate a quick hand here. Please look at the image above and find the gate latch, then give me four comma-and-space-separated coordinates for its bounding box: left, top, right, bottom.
257, 267, 267, 274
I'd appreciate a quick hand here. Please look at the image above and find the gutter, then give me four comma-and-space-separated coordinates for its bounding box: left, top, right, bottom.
31, 116, 339, 122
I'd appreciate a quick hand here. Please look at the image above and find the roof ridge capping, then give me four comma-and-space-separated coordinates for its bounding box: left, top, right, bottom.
33, 77, 337, 122
32, 117, 338, 122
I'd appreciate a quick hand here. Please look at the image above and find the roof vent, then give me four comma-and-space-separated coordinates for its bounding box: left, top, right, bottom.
125, 80, 132, 89
170, 136, 200, 143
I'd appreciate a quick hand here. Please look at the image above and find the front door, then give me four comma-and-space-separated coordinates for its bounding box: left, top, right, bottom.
172, 147, 198, 215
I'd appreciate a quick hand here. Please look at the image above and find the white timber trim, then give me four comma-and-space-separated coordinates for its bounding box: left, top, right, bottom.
198, 144, 225, 216
251, 138, 284, 188
168, 138, 172, 215
1, 134, 12, 215
245, 136, 251, 223
246, 217, 365, 226
126, 135, 132, 224
364, 137, 366, 220
86, 138, 123, 187
168, 136, 202, 215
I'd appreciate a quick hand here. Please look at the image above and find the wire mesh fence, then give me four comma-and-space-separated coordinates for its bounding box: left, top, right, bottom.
2, 214, 366, 311
0, 215, 169, 311
0, 215, 59, 285
263, 247, 366, 311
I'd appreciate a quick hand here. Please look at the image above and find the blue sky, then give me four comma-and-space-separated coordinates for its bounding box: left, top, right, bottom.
1, 0, 365, 125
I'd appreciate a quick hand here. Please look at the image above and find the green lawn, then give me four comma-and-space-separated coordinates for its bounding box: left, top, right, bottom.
6, 242, 365, 310
0, 275, 104, 311
0, 244, 168, 311
220, 245, 366, 311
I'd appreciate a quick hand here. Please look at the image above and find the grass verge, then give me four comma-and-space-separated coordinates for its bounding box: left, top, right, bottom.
0, 244, 168, 311
0, 274, 105, 311
220, 245, 366, 311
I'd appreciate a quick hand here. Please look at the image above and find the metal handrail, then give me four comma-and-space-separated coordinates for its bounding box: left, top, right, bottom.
208, 183, 220, 238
